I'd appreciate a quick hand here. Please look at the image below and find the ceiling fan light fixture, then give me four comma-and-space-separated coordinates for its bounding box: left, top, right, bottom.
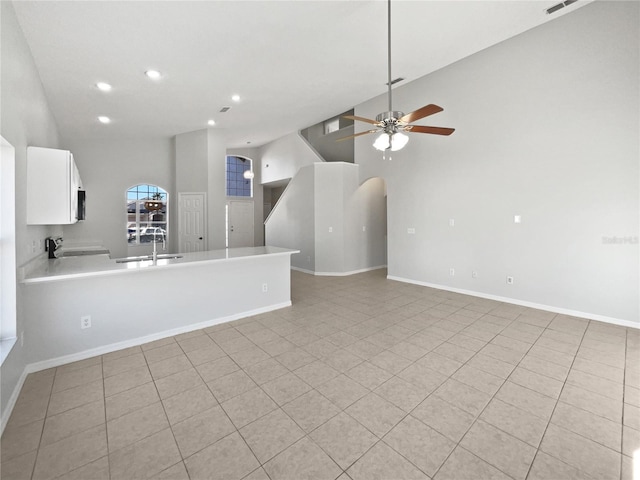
390, 132, 409, 151
373, 132, 391, 151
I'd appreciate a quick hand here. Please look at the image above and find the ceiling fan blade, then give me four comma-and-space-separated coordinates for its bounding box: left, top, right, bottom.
343, 115, 379, 125
336, 130, 378, 142
399, 104, 443, 124
405, 125, 455, 136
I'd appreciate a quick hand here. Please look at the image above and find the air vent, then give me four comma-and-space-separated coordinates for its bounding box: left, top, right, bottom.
546, 0, 578, 15
386, 77, 405, 86
220, 106, 231, 113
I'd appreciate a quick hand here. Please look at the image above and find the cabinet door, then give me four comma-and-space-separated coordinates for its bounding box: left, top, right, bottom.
26, 147, 75, 225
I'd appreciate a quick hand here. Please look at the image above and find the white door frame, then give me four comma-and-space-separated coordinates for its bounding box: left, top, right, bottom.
178, 192, 207, 253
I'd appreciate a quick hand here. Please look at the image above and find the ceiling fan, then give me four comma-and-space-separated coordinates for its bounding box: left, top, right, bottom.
338, 0, 455, 152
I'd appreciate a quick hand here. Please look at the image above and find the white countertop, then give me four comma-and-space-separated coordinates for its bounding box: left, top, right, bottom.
23, 246, 299, 284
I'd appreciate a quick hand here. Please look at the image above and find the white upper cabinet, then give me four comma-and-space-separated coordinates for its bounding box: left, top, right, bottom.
27, 147, 83, 225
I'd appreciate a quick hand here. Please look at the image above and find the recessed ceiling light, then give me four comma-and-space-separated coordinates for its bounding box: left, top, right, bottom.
231, 94, 240, 102
145, 70, 162, 80
208, 120, 216, 126
98, 116, 111, 124
96, 82, 112, 92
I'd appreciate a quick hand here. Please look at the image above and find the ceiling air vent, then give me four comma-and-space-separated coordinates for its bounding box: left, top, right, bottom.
546, 0, 578, 15
386, 77, 405, 86
220, 106, 231, 113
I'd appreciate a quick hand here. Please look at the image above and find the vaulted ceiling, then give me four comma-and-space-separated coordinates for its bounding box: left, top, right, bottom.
12, 0, 589, 148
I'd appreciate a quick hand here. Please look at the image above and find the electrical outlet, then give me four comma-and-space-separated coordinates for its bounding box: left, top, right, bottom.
449, 219, 455, 227
362, 226, 366, 232
81, 315, 92, 329
506, 276, 514, 285
472, 271, 478, 279
262, 283, 268, 293
514, 215, 522, 224
407, 228, 416, 234
328, 227, 333, 233
449, 268, 455, 276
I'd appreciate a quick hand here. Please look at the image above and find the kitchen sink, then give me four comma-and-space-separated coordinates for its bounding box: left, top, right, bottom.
115, 254, 183, 263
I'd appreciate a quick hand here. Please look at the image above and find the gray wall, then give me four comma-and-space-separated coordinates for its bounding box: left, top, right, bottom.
356, 1, 639, 324
64, 137, 175, 259
0, 0, 62, 428
259, 131, 323, 185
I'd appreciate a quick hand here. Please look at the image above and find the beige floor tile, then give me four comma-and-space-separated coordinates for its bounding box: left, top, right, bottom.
495, 381, 556, 420
261, 372, 313, 406
260, 337, 297, 357
148, 354, 192, 380
32, 424, 107, 480
140, 337, 176, 351
239, 408, 305, 463
527, 451, 596, 480
41, 400, 104, 447
264, 437, 342, 480
1, 418, 44, 462
434, 342, 476, 363
369, 350, 412, 374
433, 379, 491, 416
345, 392, 405, 438
416, 351, 463, 377
47, 379, 103, 416
52, 365, 103, 393
294, 360, 340, 388
102, 353, 147, 378
243, 467, 272, 480
143, 342, 183, 364
109, 428, 181, 480
572, 356, 625, 383
560, 384, 623, 422
55, 456, 109, 480
347, 441, 429, 480
103, 365, 152, 397
622, 425, 640, 457
446, 333, 487, 352
171, 405, 235, 457
55, 356, 102, 375
528, 344, 575, 368
383, 415, 455, 477
346, 339, 385, 359
151, 461, 189, 480
185, 344, 227, 365
346, 361, 393, 390
229, 345, 271, 369
518, 354, 569, 382
374, 376, 430, 412
566, 369, 624, 401
305, 338, 340, 358
207, 369, 257, 402
434, 446, 512, 480
221, 387, 278, 428
283, 389, 340, 433
106, 382, 160, 421
185, 431, 260, 480
480, 398, 548, 447
508, 366, 564, 399
162, 384, 218, 425
322, 348, 363, 372
107, 402, 169, 452
412, 395, 475, 443
465, 353, 515, 379
274, 347, 318, 370
540, 424, 620, 479
460, 420, 536, 480
0, 450, 37, 480
551, 401, 622, 451
625, 385, 640, 407
316, 374, 369, 410
195, 355, 239, 382
624, 402, 640, 430
245, 358, 289, 385
310, 412, 378, 469
154, 367, 204, 399
452, 364, 505, 396
177, 333, 216, 352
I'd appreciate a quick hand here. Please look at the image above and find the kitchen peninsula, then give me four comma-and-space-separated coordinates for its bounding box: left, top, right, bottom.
20, 246, 298, 372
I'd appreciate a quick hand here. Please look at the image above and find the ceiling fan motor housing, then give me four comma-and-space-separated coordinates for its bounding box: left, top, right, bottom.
376, 111, 406, 134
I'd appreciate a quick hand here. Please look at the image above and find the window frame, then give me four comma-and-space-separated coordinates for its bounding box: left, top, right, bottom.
226, 155, 253, 198
126, 184, 169, 246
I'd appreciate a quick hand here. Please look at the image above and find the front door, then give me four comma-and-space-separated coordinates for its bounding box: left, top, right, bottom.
228, 200, 254, 248
179, 193, 206, 252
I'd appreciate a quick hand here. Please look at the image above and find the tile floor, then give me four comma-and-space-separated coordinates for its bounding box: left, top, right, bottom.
1, 269, 639, 480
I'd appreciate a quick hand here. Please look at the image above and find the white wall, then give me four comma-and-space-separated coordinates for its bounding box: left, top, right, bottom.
265, 165, 315, 271
259, 131, 323, 185
64, 137, 175, 259
356, 1, 639, 325
0, 0, 62, 427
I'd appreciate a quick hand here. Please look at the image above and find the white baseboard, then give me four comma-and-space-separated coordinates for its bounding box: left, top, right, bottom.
387, 275, 639, 329
292, 265, 387, 277
0, 301, 291, 435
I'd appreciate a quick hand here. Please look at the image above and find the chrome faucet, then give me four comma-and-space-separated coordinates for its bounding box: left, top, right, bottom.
151, 229, 166, 265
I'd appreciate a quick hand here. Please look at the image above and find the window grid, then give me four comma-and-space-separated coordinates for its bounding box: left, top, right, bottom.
226, 156, 252, 197
126, 184, 168, 245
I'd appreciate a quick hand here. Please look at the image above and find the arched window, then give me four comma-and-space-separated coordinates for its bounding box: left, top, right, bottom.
226, 156, 253, 197
126, 184, 168, 245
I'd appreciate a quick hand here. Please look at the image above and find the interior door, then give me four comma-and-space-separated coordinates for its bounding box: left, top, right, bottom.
228, 200, 254, 248
179, 193, 206, 253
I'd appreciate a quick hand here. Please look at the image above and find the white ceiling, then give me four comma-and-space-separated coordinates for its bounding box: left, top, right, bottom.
12, 0, 589, 148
